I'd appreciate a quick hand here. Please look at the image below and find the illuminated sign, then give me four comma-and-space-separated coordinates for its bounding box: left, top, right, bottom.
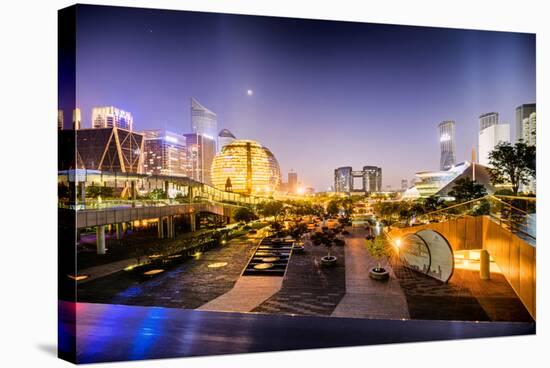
440, 133, 451, 142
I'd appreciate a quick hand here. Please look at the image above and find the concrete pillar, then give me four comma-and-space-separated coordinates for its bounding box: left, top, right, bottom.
157, 217, 165, 239
122, 222, 127, 234
167, 216, 175, 239
96, 225, 106, 255
189, 213, 196, 232
480, 249, 490, 280
115, 223, 123, 240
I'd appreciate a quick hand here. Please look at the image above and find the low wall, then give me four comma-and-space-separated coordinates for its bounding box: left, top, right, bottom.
388, 215, 536, 319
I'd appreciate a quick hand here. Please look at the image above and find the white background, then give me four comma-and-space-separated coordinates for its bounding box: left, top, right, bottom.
0, 0, 548, 367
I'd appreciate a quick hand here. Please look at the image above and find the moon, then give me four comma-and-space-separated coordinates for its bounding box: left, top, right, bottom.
246, 89, 253, 96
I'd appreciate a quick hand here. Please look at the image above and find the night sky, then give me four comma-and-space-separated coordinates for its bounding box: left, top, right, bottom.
71, 5, 535, 190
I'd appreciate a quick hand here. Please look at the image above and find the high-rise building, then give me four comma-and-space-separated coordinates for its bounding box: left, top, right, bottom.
72, 108, 81, 130
191, 98, 217, 142
401, 179, 409, 191
218, 129, 236, 152
211, 139, 281, 194
439, 120, 456, 171
184, 133, 216, 185
288, 171, 298, 194
334, 166, 382, 194
478, 122, 510, 167
363, 166, 382, 193
92, 106, 133, 131
334, 167, 353, 193
142, 130, 188, 177
58, 109, 64, 130
522, 112, 536, 194
515, 103, 536, 143
522, 112, 536, 146
479, 112, 499, 131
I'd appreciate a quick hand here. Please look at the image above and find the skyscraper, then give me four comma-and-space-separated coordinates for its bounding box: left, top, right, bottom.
92, 106, 133, 131
401, 179, 409, 191
334, 167, 353, 193
478, 124, 510, 167
184, 133, 216, 185
142, 129, 188, 177
479, 112, 499, 131
522, 112, 536, 146
515, 103, 536, 143
363, 166, 382, 193
478, 112, 510, 167
288, 171, 298, 194
218, 128, 236, 152
439, 120, 456, 171
190, 98, 217, 141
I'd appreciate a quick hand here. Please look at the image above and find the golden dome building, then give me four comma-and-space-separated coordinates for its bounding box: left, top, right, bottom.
211, 139, 281, 194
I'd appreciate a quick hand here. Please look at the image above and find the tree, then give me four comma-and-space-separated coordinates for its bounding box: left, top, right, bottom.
488, 141, 536, 196
257, 201, 284, 219
365, 235, 390, 271
448, 178, 487, 202
326, 200, 340, 216
310, 230, 336, 257
233, 207, 258, 223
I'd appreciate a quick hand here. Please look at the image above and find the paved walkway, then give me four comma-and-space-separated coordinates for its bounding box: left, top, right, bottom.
332, 229, 410, 319
198, 276, 283, 312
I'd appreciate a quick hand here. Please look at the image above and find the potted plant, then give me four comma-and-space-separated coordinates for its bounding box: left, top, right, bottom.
311, 231, 337, 267
366, 235, 390, 281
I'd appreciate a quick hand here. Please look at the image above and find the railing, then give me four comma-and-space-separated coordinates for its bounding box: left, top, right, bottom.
412, 195, 536, 244
59, 197, 244, 211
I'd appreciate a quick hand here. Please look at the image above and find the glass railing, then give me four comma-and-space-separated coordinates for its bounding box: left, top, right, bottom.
407, 195, 536, 244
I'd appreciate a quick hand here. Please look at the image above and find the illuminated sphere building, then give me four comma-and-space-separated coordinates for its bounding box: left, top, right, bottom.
211, 139, 281, 194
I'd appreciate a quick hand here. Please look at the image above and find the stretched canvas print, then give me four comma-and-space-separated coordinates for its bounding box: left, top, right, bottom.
58, 4, 536, 364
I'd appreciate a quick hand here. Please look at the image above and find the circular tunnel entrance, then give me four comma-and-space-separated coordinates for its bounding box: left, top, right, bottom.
399, 229, 454, 283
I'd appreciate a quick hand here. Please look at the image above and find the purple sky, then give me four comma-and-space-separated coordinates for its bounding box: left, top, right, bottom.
72, 5, 535, 191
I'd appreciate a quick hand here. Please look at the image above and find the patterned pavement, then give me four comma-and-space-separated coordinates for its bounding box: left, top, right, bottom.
252, 237, 346, 316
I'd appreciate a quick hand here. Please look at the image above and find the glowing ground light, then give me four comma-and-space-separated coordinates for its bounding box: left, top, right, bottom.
67, 275, 89, 281
262, 257, 280, 263
143, 269, 164, 276
208, 262, 228, 268
394, 239, 401, 250
254, 263, 274, 270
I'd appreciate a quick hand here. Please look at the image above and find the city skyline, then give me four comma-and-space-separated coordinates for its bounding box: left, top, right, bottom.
66, 6, 536, 190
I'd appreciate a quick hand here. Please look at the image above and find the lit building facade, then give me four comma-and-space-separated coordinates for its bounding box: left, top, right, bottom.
191, 98, 217, 143
211, 139, 281, 194
92, 106, 133, 131
334, 167, 353, 193
58, 109, 64, 130
515, 103, 536, 143
218, 128, 236, 152
479, 112, 499, 131
264, 147, 282, 191
75, 127, 144, 173
478, 123, 510, 167
404, 161, 493, 199
363, 166, 382, 193
184, 133, 216, 185
73, 108, 81, 130
439, 120, 456, 171
142, 130, 188, 177
522, 112, 536, 146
